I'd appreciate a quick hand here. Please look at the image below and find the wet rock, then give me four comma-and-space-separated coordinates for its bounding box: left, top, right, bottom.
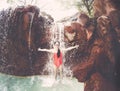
66, 1, 120, 90
0, 5, 53, 76
84, 73, 118, 91
72, 15, 120, 91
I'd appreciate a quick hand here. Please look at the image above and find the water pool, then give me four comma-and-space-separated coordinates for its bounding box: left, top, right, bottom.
0, 73, 84, 91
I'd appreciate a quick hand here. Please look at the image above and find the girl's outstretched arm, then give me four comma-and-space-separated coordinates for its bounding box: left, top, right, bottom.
38, 48, 54, 53
62, 45, 79, 52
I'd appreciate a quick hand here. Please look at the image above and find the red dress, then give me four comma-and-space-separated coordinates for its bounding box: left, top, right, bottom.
53, 52, 63, 68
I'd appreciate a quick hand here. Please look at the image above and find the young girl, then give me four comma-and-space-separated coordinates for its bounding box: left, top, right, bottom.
38, 41, 79, 80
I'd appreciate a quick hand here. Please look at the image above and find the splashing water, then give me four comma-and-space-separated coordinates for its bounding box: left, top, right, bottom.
43, 22, 73, 78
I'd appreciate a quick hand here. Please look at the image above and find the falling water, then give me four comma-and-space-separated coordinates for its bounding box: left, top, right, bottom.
28, 12, 35, 49
43, 22, 73, 78
56, 23, 73, 78
27, 12, 35, 84
40, 22, 84, 90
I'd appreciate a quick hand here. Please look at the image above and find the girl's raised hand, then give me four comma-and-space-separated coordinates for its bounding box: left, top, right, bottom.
75, 45, 79, 49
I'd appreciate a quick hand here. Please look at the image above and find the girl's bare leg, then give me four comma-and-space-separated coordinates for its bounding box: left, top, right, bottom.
59, 65, 63, 79
53, 65, 57, 80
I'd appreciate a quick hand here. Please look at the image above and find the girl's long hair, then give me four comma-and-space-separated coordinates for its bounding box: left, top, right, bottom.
57, 48, 61, 58
54, 41, 61, 57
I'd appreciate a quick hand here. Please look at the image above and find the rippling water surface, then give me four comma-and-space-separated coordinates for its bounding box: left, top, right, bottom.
0, 73, 84, 91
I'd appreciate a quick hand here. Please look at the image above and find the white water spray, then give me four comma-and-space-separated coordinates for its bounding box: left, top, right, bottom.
43, 22, 73, 78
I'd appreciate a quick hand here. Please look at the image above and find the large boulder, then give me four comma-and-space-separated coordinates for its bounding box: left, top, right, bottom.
71, 16, 120, 91
0, 5, 53, 76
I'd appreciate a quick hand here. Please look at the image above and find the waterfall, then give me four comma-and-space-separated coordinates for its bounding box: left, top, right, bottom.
27, 12, 35, 75
27, 12, 35, 83
28, 12, 35, 50
43, 22, 73, 78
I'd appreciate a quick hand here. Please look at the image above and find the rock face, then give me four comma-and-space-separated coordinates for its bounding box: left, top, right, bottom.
68, 0, 120, 90
64, 17, 120, 91
0, 5, 53, 76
